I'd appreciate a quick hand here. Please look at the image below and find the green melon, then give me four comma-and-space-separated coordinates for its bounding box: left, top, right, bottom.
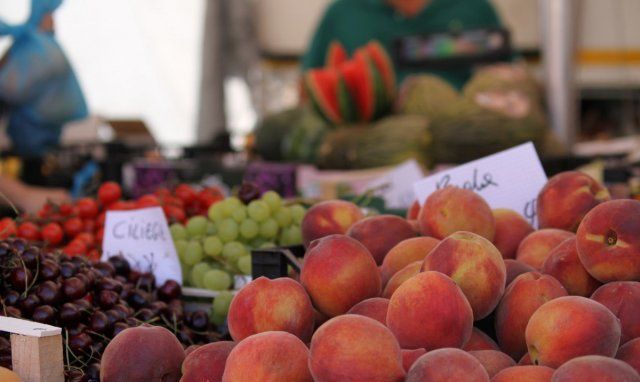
463, 63, 541, 102
254, 107, 302, 161
315, 115, 431, 169
281, 107, 329, 163
395, 74, 460, 119
326, 41, 349, 68
305, 68, 353, 125
338, 54, 376, 122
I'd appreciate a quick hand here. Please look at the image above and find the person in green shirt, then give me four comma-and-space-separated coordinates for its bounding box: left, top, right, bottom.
302, 0, 504, 89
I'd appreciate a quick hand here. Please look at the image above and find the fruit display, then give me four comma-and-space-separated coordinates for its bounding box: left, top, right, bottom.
171, 188, 306, 293
0, 238, 221, 381
0, 182, 224, 259
92, 170, 639, 381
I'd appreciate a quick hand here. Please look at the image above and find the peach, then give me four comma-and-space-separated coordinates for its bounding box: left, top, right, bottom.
491, 366, 554, 382
463, 327, 500, 351
469, 350, 516, 378
495, 272, 568, 360
301, 200, 364, 247
537, 171, 610, 232
617, 338, 640, 375
309, 315, 405, 382
541, 237, 601, 296
418, 187, 495, 241
222, 331, 312, 382
181, 341, 236, 382
406, 348, 489, 382
591, 281, 640, 344
407, 200, 421, 220
525, 296, 621, 368
0, 367, 20, 382
101, 326, 184, 382
300, 235, 381, 317
387, 271, 473, 350
347, 297, 389, 325
576, 199, 640, 282
519, 354, 533, 365
493, 209, 534, 259
551, 355, 640, 382
516, 229, 574, 270
347, 215, 416, 265
402, 348, 427, 373
380, 237, 440, 285
382, 261, 422, 298
505, 259, 535, 287
227, 276, 314, 342
422, 231, 506, 320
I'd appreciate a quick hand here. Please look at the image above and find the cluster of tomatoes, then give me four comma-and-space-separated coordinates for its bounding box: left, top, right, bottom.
0, 182, 224, 259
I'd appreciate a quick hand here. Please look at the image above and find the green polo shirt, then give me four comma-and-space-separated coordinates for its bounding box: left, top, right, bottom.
302, 0, 503, 89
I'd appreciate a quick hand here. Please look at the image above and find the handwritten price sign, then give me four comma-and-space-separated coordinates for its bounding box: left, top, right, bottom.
101, 207, 182, 286
413, 142, 548, 226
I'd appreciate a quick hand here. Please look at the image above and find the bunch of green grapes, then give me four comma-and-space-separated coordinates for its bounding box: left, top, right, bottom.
170, 190, 306, 292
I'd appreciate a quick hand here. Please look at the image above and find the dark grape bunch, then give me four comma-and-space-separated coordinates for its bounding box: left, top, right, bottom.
0, 238, 221, 382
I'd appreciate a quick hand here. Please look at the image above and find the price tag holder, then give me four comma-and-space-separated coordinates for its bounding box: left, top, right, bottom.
101, 207, 182, 286
413, 142, 547, 226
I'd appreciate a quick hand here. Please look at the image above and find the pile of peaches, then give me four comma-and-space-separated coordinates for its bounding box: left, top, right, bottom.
106, 170, 640, 382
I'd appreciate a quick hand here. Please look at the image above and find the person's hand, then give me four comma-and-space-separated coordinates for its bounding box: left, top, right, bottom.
15, 186, 71, 215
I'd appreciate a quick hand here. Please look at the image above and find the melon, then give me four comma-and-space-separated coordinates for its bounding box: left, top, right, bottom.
326, 41, 349, 68
282, 107, 329, 163
338, 54, 376, 122
305, 68, 353, 125
254, 107, 301, 161
315, 115, 431, 169
463, 63, 540, 102
395, 74, 460, 119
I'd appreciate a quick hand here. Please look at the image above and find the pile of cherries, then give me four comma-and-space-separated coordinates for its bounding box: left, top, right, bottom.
0, 238, 221, 382
0, 182, 224, 259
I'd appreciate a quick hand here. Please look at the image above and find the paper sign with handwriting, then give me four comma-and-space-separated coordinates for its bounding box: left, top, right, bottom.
101, 207, 182, 286
366, 160, 425, 209
413, 142, 547, 226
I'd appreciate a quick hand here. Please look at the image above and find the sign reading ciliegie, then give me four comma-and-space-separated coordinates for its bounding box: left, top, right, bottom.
413, 142, 548, 227
101, 207, 182, 286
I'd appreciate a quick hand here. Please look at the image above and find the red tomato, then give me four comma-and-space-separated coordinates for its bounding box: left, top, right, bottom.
63, 217, 83, 238
17, 221, 41, 241
76, 198, 99, 219
98, 182, 122, 205
161, 195, 184, 208
63, 239, 87, 257
174, 184, 197, 205
59, 203, 76, 217
96, 212, 106, 228
38, 203, 54, 219
75, 232, 95, 248
198, 189, 223, 210
41, 222, 64, 246
136, 194, 161, 208
154, 188, 171, 198
87, 249, 101, 262
83, 219, 96, 234
95, 227, 105, 244
163, 204, 186, 224
0, 218, 17, 239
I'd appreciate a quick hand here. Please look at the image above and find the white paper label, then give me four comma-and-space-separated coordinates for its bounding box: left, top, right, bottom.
365, 160, 425, 209
101, 207, 182, 286
413, 142, 548, 226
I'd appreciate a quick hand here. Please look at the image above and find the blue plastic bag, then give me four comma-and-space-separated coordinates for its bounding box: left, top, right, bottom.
0, 0, 88, 157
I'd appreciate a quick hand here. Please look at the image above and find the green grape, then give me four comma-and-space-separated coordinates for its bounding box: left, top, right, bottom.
183, 241, 204, 266
288, 225, 303, 245
237, 255, 252, 275
223, 241, 246, 261
190, 262, 211, 287
208, 202, 225, 222
203, 269, 233, 291
262, 190, 282, 212
206, 222, 217, 235
181, 264, 191, 282
250, 238, 266, 248
186, 216, 208, 238
259, 241, 276, 249
239, 219, 259, 240
259, 218, 279, 239
169, 223, 187, 241
218, 218, 239, 242
247, 200, 270, 222
211, 291, 234, 324
231, 205, 247, 223
203, 236, 223, 257
290, 204, 306, 225
274, 207, 292, 228
174, 239, 188, 260
211, 313, 227, 326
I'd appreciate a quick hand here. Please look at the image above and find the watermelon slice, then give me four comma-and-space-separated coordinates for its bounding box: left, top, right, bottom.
362, 41, 397, 101
305, 68, 353, 125
354, 50, 388, 119
326, 41, 349, 68
338, 54, 376, 122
